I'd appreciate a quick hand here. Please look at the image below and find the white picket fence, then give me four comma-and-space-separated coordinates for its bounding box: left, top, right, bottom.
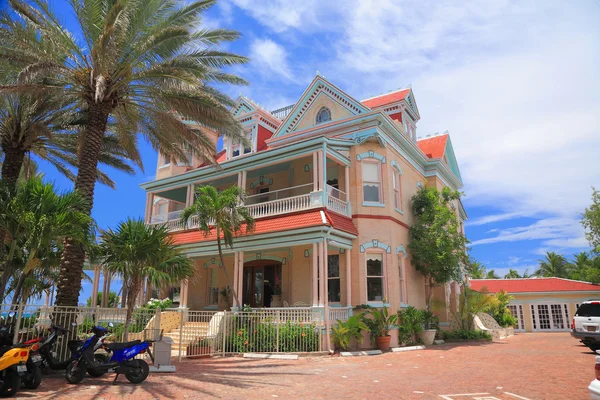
2, 304, 328, 362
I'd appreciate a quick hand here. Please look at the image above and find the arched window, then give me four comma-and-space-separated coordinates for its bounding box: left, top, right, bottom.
315, 107, 331, 124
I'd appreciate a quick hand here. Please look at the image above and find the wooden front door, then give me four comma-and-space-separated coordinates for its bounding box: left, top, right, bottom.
242, 263, 281, 307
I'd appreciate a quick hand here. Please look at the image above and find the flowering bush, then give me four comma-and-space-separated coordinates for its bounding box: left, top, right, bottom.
144, 298, 173, 311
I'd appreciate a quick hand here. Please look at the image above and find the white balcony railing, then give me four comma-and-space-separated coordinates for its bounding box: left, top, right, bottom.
329, 307, 353, 322
148, 184, 351, 232
246, 193, 312, 218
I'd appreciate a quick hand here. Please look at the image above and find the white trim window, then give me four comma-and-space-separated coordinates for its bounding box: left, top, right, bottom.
316, 107, 331, 124
327, 255, 341, 303
398, 255, 407, 304
366, 253, 384, 302
207, 267, 219, 306
362, 161, 382, 203
392, 169, 401, 210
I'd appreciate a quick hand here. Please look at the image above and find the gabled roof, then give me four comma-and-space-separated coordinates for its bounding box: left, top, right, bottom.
362, 88, 411, 109
417, 133, 462, 181
274, 75, 370, 138
469, 277, 600, 293
417, 134, 448, 158
170, 209, 357, 245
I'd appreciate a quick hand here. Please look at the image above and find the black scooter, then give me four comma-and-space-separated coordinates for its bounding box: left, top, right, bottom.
37, 324, 110, 375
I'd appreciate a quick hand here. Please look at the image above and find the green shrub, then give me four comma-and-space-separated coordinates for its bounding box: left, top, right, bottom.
397, 306, 423, 345
224, 321, 319, 353
331, 315, 369, 351
358, 306, 398, 344
441, 329, 492, 341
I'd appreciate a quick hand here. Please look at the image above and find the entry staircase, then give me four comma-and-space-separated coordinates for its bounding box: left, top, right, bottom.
163, 321, 210, 348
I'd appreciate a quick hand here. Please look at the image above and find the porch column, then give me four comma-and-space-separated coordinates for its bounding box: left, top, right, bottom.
237, 252, 244, 306
144, 192, 154, 223
312, 242, 319, 307
322, 240, 332, 353
319, 240, 327, 306
91, 266, 100, 308
312, 152, 318, 191
241, 170, 247, 193
345, 250, 352, 307
344, 166, 350, 194
317, 150, 324, 191
180, 279, 189, 308
186, 184, 194, 206
233, 251, 239, 307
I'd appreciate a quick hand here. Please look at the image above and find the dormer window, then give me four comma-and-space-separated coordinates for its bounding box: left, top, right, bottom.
316, 107, 331, 124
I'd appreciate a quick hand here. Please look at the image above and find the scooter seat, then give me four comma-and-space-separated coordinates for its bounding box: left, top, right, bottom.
106, 340, 141, 351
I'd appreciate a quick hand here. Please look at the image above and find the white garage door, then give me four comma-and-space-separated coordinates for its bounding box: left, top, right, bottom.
530, 303, 570, 331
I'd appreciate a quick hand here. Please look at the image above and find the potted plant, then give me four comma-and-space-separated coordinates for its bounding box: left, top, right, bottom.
219, 287, 232, 310
358, 305, 398, 351
418, 310, 439, 346
331, 315, 369, 351
186, 337, 213, 358
397, 306, 423, 345
270, 274, 283, 307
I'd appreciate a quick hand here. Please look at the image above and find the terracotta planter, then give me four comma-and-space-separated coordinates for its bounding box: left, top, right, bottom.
375, 335, 391, 351
271, 295, 282, 307
186, 346, 211, 359
418, 329, 437, 346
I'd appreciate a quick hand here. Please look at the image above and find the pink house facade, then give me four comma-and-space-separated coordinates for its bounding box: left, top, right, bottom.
141, 76, 467, 341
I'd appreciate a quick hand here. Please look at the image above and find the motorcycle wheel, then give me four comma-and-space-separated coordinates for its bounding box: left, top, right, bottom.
0, 369, 21, 398
65, 360, 86, 384
23, 364, 42, 389
124, 359, 149, 384
87, 354, 109, 378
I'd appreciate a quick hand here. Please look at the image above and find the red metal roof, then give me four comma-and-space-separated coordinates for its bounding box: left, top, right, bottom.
324, 211, 359, 236
417, 134, 448, 159
469, 277, 600, 293
170, 209, 357, 245
362, 89, 410, 108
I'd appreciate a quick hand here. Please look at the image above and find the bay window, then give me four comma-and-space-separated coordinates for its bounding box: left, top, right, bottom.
366, 253, 384, 302
362, 161, 381, 203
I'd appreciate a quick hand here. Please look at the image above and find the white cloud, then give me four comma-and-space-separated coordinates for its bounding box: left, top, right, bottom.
227, 0, 600, 254
249, 38, 292, 80
507, 256, 520, 266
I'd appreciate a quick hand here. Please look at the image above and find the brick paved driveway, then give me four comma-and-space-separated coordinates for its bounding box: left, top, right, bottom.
24, 333, 590, 399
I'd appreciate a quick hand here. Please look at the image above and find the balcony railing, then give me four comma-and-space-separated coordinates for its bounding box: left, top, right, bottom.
148, 184, 351, 232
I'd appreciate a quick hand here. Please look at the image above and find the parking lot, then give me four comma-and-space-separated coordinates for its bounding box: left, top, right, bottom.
27, 333, 590, 399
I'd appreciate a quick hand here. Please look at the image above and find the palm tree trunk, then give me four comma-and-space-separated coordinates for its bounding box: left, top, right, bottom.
0, 145, 25, 299
0, 144, 25, 190
123, 279, 141, 341
11, 272, 26, 305
216, 226, 240, 309
55, 103, 111, 307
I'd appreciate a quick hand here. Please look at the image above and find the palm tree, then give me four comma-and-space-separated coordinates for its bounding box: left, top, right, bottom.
1, 0, 248, 306
485, 270, 500, 279
535, 252, 570, 278
101, 218, 193, 337
466, 258, 486, 279
0, 176, 90, 302
181, 185, 255, 308
504, 269, 521, 279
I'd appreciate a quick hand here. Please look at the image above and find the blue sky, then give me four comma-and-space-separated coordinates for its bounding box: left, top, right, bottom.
10, 0, 600, 301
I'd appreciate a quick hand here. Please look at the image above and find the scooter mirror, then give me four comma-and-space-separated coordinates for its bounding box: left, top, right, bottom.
108, 322, 114, 328
7, 312, 15, 318
71, 322, 77, 327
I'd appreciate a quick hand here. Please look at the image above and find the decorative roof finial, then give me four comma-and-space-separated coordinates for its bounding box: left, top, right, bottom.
316, 70, 321, 77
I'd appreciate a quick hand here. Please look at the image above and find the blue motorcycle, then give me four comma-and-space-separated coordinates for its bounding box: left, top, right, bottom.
65, 325, 153, 385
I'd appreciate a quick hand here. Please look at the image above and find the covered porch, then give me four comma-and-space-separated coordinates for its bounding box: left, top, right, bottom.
165, 221, 357, 321
144, 143, 352, 232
